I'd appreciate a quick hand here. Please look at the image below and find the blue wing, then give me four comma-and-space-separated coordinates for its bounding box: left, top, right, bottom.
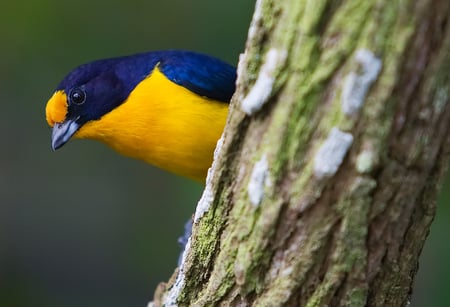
157, 50, 236, 102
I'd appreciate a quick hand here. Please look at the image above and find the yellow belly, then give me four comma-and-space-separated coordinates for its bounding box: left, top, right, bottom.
74, 67, 229, 182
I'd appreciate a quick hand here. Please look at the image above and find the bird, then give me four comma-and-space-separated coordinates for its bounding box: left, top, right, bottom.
45, 50, 236, 182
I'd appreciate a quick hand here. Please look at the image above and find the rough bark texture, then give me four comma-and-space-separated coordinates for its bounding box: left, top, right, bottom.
153, 0, 450, 306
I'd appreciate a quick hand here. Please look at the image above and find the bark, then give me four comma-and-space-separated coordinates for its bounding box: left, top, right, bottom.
153, 0, 450, 306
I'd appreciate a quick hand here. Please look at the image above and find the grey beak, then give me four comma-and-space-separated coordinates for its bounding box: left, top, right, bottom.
51, 118, 80, 151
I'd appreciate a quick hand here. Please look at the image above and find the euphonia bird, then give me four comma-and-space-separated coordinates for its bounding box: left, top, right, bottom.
45, 50, 236, 182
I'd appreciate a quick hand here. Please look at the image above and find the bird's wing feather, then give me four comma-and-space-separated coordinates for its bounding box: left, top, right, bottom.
158, 51, 236, 102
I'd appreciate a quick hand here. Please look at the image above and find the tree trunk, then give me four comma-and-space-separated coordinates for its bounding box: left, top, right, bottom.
153, 0, 450, 306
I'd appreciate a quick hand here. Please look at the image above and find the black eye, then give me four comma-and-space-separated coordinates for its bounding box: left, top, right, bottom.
69, 88, 86, 105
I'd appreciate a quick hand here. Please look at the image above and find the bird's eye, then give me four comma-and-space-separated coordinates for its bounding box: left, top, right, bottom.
69, 88, 86, 105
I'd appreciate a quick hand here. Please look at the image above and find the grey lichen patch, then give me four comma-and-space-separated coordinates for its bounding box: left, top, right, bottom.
341, 49, 382, 115
241, 48, 288, 115
248, 153, 272, 206
314, 128, 354, 179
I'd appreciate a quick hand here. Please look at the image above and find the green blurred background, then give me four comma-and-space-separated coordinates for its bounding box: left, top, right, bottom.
0, 1, 448, 306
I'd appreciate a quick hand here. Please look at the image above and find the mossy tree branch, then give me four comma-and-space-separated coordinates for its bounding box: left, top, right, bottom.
154, 0, 450, 306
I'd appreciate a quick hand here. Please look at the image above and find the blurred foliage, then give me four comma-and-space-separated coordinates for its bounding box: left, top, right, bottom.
0, 1, 447, 306
412, 178, 450, 306
0, 1, 253, 306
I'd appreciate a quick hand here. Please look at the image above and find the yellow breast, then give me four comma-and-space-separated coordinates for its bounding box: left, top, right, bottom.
74, 67, 229, 182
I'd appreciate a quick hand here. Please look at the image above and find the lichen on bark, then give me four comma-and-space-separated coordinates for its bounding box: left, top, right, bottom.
152, 0, 450, 306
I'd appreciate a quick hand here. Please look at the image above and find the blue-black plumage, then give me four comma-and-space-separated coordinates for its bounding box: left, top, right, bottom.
56, 50, 236, 125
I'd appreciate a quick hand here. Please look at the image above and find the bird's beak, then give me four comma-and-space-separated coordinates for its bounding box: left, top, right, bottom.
51, 118, 80, 151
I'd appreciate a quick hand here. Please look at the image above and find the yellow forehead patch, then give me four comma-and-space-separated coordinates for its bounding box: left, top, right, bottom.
46, 90, 68, 127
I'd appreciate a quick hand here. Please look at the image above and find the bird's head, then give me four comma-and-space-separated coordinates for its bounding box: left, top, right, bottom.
45, 62, 127, 150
